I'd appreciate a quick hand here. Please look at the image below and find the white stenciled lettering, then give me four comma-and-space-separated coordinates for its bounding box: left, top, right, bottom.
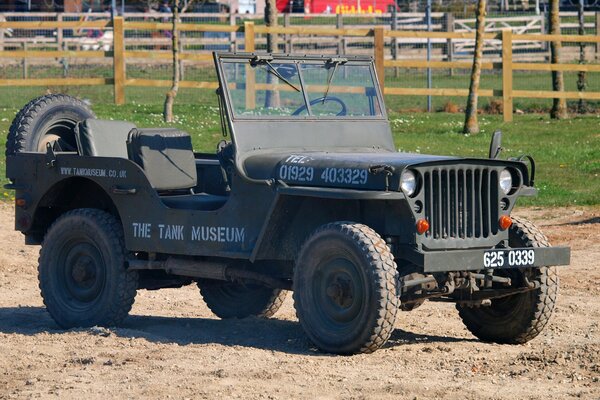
59, 167, 127, 179
158, 224, 185, 240
191, 226, 245, 243
285, 155, 313, 164
73, 167, 107, 177
132, 222, 152, 238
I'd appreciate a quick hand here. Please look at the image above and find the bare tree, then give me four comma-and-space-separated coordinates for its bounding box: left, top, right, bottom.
264, 0, 280, 108
549, 0, 567, 119
163, 0, 194, 122
463, 0, 486, 134
576, 0, 587, 113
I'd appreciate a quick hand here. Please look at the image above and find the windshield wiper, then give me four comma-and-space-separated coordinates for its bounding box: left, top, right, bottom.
323, 57, 347, 101
250, 55, 300, 92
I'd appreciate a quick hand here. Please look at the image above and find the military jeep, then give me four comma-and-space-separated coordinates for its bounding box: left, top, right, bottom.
5, 53, 569, 354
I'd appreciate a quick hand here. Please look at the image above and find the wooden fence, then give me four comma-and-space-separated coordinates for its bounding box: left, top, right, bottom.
0, 16, 599, 122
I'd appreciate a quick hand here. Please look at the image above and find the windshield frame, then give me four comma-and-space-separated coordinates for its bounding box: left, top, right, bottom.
214, 53, 387, 122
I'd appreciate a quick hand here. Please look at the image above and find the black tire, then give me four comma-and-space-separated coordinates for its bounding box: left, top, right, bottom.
6, 94, 95, 155
293, 222, 400, 354
457, 216, 559, 344
39, 208, 138, 328
198, 280, 287, 319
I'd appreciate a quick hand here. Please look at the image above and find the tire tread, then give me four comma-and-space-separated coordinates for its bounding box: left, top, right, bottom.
6, 94, 94, 155
38, 208, 137, 328
293, 221, 399, 354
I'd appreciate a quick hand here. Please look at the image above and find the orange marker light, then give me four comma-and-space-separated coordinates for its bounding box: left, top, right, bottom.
416, 219, 430, 235
499, 215, 512, 231
15, 198, 26, 207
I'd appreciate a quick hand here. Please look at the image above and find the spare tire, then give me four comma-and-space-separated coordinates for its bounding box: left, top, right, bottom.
6, 94, 95, 156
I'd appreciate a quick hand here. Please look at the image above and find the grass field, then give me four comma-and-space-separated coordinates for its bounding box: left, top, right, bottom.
0, 103, 598, 206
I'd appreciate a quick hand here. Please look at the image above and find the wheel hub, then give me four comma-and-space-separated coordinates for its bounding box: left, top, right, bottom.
326, 277, 353, 308
71, 256, 96, 285
60, 242, 105, 303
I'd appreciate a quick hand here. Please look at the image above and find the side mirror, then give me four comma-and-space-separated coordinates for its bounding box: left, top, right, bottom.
489, 130, 502, 159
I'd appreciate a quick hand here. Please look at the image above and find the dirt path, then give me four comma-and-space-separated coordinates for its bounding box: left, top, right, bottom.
0, 204, 599, 399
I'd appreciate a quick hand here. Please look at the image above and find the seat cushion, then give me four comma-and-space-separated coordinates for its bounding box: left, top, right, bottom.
161, 193, 228, 211
75, 119, 137, 158
127, 128, 197, 191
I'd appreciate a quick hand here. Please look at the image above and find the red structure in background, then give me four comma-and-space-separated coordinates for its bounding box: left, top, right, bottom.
277, 0, 396, 14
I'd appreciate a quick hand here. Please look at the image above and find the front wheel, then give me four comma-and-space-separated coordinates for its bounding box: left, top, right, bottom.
457, 217, 559, 344
293, 222, 399, 354
39, 209, 138, 328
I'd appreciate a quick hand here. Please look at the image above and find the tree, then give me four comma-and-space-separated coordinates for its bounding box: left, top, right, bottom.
163, 0, 194, 123
576, 0, 587, 114
264, 0, 280, 108
463, 0, 486, 134
549, 0, 567, 119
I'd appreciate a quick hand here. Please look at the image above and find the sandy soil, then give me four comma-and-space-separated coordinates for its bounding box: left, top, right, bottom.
0, 204, 598, 399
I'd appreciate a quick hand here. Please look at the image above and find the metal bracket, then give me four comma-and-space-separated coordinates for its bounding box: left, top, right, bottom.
45, 143, 56, 169
111, 186, 137, 195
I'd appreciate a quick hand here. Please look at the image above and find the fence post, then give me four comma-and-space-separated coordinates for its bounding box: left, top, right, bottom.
57, 13, 63, 50
502, 29, 513, 122
229, 10, 236, 52
244, 21, 256, 110
22, 43, 29, 79
445, 12, 454, 76
113, 16, 126, 105
391, 7, 398, 78
284, 14, 291, 53
374, 26, 385, 93
336, 13, 345, 56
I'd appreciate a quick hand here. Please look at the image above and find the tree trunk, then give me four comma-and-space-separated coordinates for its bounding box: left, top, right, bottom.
463, 0, 486, 135
163, 1, 180, 123
264, 0, 280, 108
577, 0, 587, 113
549, 0, 568, 119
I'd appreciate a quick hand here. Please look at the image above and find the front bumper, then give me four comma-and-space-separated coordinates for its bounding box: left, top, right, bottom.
407, 246, 571, 273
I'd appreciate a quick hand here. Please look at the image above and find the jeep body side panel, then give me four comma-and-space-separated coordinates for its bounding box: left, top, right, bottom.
8, 153, 274, 259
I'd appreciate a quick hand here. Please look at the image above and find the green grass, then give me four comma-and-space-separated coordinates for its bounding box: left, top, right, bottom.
0, 103, 598, 206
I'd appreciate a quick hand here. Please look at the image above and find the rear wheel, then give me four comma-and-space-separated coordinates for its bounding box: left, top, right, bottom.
457, 217, 559, 344
293, 222, 399, 354
6, 94, 94, 155
39, 209, 138, 328
198, 280, 286, 319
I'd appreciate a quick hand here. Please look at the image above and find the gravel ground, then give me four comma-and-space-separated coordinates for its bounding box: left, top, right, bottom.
0, 204, 598, 399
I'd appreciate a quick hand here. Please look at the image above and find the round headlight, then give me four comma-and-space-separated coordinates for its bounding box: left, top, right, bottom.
499, 169, 513, 194
401, 170, 417, 196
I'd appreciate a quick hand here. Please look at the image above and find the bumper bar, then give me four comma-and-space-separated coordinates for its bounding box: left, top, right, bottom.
416, 246, 570, 273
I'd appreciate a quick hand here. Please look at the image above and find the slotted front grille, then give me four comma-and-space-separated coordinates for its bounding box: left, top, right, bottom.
423, 168, 499, 240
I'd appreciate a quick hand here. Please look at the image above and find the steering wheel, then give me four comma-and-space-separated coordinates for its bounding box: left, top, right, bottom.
292, 96, 347, 116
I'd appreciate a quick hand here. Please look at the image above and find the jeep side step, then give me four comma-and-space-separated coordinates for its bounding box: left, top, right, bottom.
128, 258, 292, 291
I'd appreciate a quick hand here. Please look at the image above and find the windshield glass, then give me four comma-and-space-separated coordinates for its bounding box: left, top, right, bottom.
220, 58, 382, 119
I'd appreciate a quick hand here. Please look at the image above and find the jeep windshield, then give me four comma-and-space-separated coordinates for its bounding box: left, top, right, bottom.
216, 54, 383, 119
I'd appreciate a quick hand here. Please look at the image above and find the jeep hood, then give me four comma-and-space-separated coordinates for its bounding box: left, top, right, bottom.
243, 150, 458, 191
242, 150, 531, 192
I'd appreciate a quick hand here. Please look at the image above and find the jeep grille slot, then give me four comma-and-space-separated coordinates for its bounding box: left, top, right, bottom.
423, 168, 498, 240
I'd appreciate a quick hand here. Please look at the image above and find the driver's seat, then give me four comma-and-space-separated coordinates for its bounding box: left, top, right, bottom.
126, 128, 228, 211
